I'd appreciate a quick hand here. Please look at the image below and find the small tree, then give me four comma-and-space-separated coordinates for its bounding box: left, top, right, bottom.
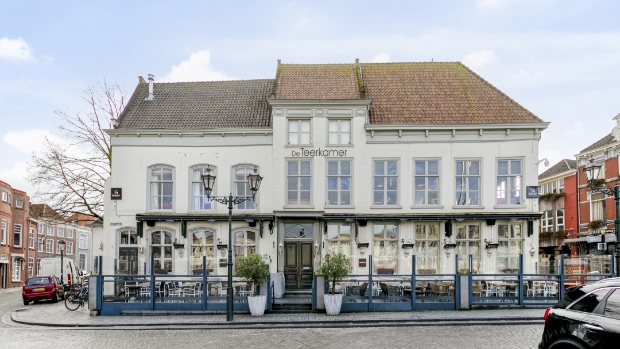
316, 252, 351, 295
235, 253, 270, 296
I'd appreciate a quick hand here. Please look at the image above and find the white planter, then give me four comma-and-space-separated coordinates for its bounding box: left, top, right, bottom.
248, 295, 266, 317
324, 294, 343, 316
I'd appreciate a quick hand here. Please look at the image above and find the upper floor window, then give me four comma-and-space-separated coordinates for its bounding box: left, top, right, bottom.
1, 192, 7, 202
327, 119, 351, 145
496, 159, 522, 205
190, 166, 215, 211
13, 224, 22, 247
288, 119, 311, 145
57, 227, 64, 238
37, 237, 44, 252
67, 229, 73, 238
414, 160, 440, 206
79, 254, 86, 270
47, 226, 54, 236
149, 166, 174, 210
556, 210, 564, 231
590, 192, 605, 222
233, 165, 258, 210
1, 220, 6, 245
287, 160, 312, 206
15, 198, 24, 208
46, 239, 54, 253
541, 210, 553, 232
38, 224, 44, 235
79, 234, 87, 249
326, 160, 351, 206
455, 160, 480, 206
28, 228, 34, 249
373, 160, 398, 206
66, 241, 74, 255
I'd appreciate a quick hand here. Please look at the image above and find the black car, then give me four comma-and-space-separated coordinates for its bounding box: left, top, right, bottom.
539, 279, 620, 349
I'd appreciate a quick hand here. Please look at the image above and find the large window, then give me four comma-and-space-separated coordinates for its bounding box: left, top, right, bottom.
234, 230, 256, 268
590, 192, 605, 222
66, 241, 74, 255
496, 159, 522, 205
28, 228, 34, 249
497, 224, 523, 271
12, 258, 21, 281
190, 166, 215, 211
67, 229, 73, 239
373, 160, 398, 206
1, 219, 6, 245
288, 119, 311, 145
327, 119, 351, 145
79, 254, 86, 270
149, 166, 174, 210
191, 230, 215, 275
47, 226, 54, 236
57, 227, 64, 237
16, 198, 24, 208
28, 257, 34, 277
120, 230, 138, 245
455, 225, 480, 273
556, 210, 564, 231
326, 224, 351, 259
414, 160, 440, 206
13, 224, 22, 247
541, 210, 553, 232
373, 224, 398, 274
38, 224, 43, 235
37, 237, 44, 252
233, 165, 258, 209
326, 160, 351, 206
119, 229, 138, 275
415, 223, 440, 273
151, 230, 173, 274
455, 160, 480, 206
46, 239, 54, 253
79, 234, 87, 249
287, 160, 312, 206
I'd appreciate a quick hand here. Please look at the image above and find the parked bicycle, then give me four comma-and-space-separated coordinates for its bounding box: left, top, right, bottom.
64, 283, 89, 311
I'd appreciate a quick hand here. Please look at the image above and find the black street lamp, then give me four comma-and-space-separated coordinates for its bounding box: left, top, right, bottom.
202, 167, 263, 321
58, 240, 66, 284
583, 163, 620, 276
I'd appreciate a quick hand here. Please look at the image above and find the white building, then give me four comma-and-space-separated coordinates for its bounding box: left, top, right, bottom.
100, 61, 548, 290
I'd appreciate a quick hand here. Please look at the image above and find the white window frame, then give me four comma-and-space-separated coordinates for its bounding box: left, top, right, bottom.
1, 192, 7, 202
79, 234, 88, 249
38, 224, 43, 235
556, 209, 565, 231
190, 229, 216, 275
233, 229, 257, 269
57, 227, 64, 237
79, 253, 86, 270
1, 219, 6, 245
455, 160, 482, 206
590, 192, 605, 222
150, 230, 174, 274
67, 229, 73, 238
372, 224, 399, 274
287, 119, 312, 145
46, 239, 54, 253
28, 228, 34, 249
47, 226, 54, 236
455, 224, 481, 273
12, 258, 21, 282
56, 242, 63, 255
413, 159, 441, 207
13, 224, 22, 248
414, 223, 440, 273
66, 241, 73, 255
372, 159, 399, 207
28, 257, 34, 277
496, 159, 522, 206
325, 159, 353, 207
541, 210, 554, 233
15, 198, 24, 208
37, 258, 41, 276
325, 223, 352, 262
37, 237, 44, 252
232, 164, 260, 210
286, 159, 313, 207
327, 118, 352, 145
189, 165, 216, 211
148, 165, 175, 211
497, 223, 523, 271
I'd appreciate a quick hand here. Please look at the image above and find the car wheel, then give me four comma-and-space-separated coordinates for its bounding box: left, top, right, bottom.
549, 339, 587, 349
23, 300, 28, 306
51, 296, 58, 303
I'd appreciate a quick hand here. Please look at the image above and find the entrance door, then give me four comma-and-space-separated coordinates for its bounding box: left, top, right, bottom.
118, 247, 138, 274
284, 241, 313, 289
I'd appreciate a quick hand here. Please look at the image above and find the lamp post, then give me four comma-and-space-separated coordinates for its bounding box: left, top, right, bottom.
202, 167, 263, 322
58, 240, 66, 284
583, 163, 620, 276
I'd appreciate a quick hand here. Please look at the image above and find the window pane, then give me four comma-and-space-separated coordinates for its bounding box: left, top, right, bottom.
300, 120, 310, 132
387, 177, 397, 190
151, 168, 162, 181
164, 232, 172, 244
428, 191, 438, 205
374, 191, 384, 205
340, 177, 351, 190
327, 225, 339, 239
162, 168, 173, 181
289, 120, 298, 132
327, 177, 338, 190
428, 161, 438, 175
328, 120, 338, 132
387, 161, 397, 175
152, 232, 161, 245
415, 161, 425, 175
341, 120, 350, 132
498, 225, 509, 239
387, 191, 397, 204
288, 178, 298, 190
162, 183, 173, 196
300, 133, 310, 144
428, 177, 438, 190
341, 133, 350, 144
511, 160, 521, 175
247, 231, 255, 245
289, 133, 298, 144
288, 161, 298, 175
300, 161, 311, 175
288, 191, 298, 204
341, 191, 350, 205
374, 161, 384, 175
328, 133, 338, 144
415, 177, 425, 190
341, 161, 351, 175
468, 161, 480, 175
468, 226, 479, 239
415, 191, 426, 205
498, 161, 508, 175
328, 161, 338, 175
300, 191, 310, 204
300, 177, 311, 190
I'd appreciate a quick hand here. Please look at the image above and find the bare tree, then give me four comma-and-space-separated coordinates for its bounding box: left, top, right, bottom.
28, 81, 126, 221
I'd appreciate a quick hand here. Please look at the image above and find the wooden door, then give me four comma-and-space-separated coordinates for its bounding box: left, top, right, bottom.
284, 241, 314, 289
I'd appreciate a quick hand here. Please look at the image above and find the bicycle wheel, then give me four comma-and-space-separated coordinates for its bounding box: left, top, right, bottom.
64, 294, 81, 311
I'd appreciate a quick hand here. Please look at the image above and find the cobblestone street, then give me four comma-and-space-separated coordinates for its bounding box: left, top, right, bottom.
0, 289, 545, 348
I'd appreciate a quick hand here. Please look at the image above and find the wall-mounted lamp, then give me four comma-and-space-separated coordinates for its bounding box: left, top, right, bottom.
532, 158, 550, 167
217, 239, 228, 258
529, 246, 536, 257
484, 239, 499, 249
314, 242, 319, 256
401, 239, 415, 249
443, 239, 456, 256
138, 244, 144, 254
278, 242, 283, 256
207, 218, 216, 223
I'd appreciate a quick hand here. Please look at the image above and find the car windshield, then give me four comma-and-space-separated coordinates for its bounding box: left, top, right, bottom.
26, 277, 51, 286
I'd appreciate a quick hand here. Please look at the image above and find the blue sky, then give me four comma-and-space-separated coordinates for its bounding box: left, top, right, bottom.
1, 0, 620, 195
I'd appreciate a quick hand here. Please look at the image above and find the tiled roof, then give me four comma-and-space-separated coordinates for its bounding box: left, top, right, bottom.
539, 159, 577, 181
117, 79, 275, 129
67, 213, 97, 226
360, 62, 543, 124
274, 63, 360, 99
580, 133, 616, 153
30, 204, 66, 222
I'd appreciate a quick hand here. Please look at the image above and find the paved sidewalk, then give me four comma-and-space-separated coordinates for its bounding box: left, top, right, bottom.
10, 301, 545, 328
0, 288, 21, 296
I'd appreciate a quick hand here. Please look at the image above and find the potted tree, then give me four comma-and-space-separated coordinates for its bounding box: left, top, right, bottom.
235, 253, 270, 316
316, 252, 351, 316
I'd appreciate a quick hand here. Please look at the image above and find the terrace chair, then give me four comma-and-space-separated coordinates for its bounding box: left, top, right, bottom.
139, 284, 151, 302
482, 282, 499, 297
472, 283, 483, 297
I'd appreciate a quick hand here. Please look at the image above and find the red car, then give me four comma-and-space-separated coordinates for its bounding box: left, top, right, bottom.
22, 276, 60, 306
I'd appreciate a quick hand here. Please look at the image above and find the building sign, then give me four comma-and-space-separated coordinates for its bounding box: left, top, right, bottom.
586, 234, 617, 243
291, 148, 348, 157
526, 186, 539, 199
110, 222, 122, 226
111, 188, 122, 200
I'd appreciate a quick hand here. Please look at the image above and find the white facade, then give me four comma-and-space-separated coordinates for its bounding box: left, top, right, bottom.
101, 99, 546, 284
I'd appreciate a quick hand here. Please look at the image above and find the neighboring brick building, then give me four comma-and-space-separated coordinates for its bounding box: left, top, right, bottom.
67, 213, 95, 272
0, 181, 36, 288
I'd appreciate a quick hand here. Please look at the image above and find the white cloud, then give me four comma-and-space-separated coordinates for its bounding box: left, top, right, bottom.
371, 53, 391, 63
0, 37, 34, 61
462, 49, 498, 69
4, 130, 67, 154
511, 68, 545, 83
161, 50, 231, 82
0, 161, 34, 195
